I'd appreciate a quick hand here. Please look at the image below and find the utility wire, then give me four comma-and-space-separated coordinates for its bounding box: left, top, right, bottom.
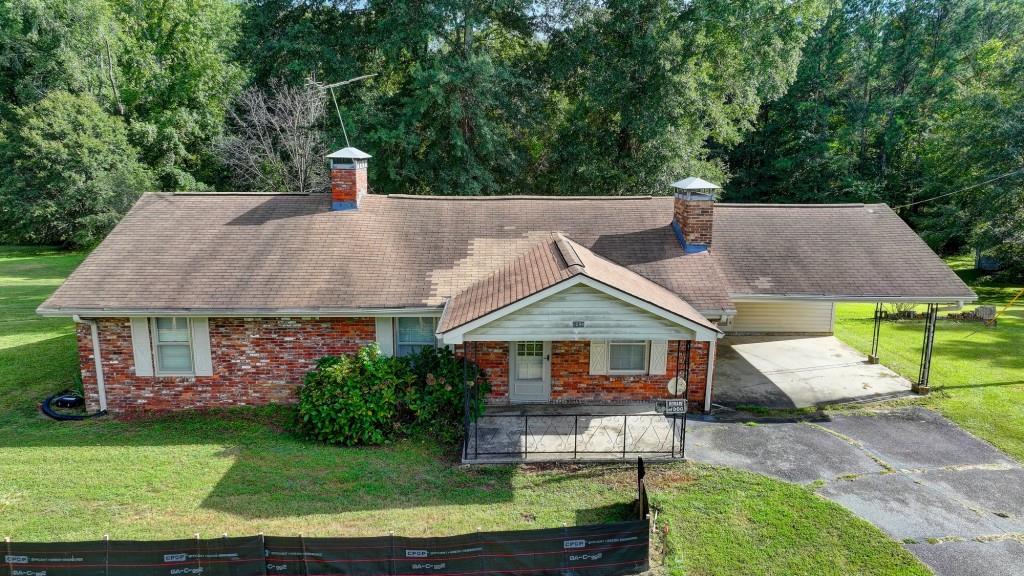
895, 167, 1024, 209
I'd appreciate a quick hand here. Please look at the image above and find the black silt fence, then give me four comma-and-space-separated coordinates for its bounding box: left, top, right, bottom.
3, 521, 649, 576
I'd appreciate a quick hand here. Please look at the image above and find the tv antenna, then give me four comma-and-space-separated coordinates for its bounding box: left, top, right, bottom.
317, 74, 378, 147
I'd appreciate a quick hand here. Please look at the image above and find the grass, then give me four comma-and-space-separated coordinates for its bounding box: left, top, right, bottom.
0, 246, 927, 574
834, 254, 1024, 462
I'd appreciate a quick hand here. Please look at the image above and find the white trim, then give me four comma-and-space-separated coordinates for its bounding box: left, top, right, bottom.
730, 294, 974, 304
129, 317, 154, 377
648, 340, 668, 375
375, 317, 395, 356
509, 341, 552, 402
607, 340, 649, 375
439, 276, 721, 344
37, 307, 445, 318
705, 340, 716, 412
190, 318, 213, 377
150, 317, 195, 377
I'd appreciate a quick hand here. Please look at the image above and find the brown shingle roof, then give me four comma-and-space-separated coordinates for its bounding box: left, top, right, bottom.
711, 203, 976, 300
38, 194, 974, 317
438, 234, 719, 333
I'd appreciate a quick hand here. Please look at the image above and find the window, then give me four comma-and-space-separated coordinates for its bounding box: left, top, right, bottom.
396, 317, 438, 357
608, 340, 648, 374
152, 317, 193, 374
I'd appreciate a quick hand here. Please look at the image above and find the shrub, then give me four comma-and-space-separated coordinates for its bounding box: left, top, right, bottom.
295, 344, 491, 447
402, 346, 491, 443
296, 345, 412, 446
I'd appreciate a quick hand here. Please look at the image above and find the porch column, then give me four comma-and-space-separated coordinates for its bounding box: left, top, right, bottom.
915, 303, 939, 393
704, 340, 716, 412
462, 343, 470, 456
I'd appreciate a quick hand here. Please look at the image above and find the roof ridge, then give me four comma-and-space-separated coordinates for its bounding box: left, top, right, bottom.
553, 234, 585, 272
716, 202, 866, 208
385, 194, 654, 201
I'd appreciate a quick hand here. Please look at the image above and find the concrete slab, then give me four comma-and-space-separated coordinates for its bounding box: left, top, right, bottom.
906, 539, 1024, 576
819, 407, 1016, 470
816, 473, 1009, 540
713, 336, 912, 408
914, 467, 1024, 533
685, 418, 884, 483
466, 405, 681, 462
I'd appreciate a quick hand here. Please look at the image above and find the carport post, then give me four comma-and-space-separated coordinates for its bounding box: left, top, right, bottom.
915, 304, 939, 394
463, 343, 471, 457
869, 302, 883, 364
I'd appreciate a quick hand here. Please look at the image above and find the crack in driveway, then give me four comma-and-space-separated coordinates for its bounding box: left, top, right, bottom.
686, 407, 1024, 576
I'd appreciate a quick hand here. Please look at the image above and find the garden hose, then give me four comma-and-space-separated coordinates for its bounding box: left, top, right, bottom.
40, 390, 107, 421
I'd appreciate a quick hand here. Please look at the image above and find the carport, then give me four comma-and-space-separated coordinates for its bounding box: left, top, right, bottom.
712, 334, 913, 408
712, 300, 957, 409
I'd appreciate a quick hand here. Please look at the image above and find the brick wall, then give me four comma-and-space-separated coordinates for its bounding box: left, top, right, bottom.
464, 340, 710, 411
330, 165, 368, 205
77, 317, 376, 415
673, 195, 714, 246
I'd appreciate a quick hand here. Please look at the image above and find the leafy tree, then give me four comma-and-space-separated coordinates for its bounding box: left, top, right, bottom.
110, 0, 247, 190
0, 91, 154, 246
543, 0, 828, 195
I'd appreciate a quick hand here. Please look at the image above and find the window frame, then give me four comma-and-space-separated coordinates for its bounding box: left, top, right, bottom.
394, 317, 439, 358
607, 340, 649, 375
150, 317, 195, 376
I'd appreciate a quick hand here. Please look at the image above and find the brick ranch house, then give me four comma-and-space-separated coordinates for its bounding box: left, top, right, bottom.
38, 148, 975, 415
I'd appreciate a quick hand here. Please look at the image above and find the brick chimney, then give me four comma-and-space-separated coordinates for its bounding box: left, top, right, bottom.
326, 147, 371, 210
671, 177, 720, 253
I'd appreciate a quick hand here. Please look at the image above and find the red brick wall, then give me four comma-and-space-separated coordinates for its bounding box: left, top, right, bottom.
330, 165, 367, 204
462, 340, 710, 411
77, 317, 375, 415
674, 195, 714, 246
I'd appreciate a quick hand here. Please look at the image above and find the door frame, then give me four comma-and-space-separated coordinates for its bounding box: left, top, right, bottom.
508, 341, 552, 403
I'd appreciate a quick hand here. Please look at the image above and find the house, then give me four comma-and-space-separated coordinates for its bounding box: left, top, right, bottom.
38, 148, 976, 415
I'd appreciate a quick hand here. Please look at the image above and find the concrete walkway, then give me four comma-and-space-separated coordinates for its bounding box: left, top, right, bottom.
714, 336, 913, 408
686, 407, 1024, 576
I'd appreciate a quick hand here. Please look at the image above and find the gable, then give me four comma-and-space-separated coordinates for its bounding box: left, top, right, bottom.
461, 284, 699, 342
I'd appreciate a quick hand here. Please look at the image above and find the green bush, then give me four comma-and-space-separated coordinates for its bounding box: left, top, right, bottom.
402, 346, 490, 443
295, 344, 491, 446
296, 345, 412, 446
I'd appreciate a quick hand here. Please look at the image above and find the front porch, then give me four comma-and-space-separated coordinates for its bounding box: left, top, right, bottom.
463, 403, 688, 463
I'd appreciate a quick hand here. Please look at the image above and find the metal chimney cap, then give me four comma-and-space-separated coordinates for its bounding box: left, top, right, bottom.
671, 176, 720, 190
326, 147, 372, 160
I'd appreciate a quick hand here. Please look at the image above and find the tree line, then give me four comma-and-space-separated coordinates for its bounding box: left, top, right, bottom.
0, 0, 1021, 276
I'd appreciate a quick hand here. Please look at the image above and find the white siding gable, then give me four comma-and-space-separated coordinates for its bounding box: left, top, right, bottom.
464, 284, 697, 341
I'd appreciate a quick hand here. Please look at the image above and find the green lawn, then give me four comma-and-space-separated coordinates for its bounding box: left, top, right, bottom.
0, 246, 926, 575
835, 254, 1024, 462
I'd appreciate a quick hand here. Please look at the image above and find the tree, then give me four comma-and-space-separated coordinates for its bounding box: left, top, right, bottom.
542, 0, 828, 195
0, 91, 154, 246
218, 81, 329, 193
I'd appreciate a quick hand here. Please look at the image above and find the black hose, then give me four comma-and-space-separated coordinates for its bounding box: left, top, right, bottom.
40, 390, 107, 421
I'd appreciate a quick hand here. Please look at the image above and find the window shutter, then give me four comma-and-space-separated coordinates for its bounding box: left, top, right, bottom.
130, 318, 154, 376
375, 317, 395, 356
190, 318, 213, 376
589, 340, 608, 375
648, 340, 668, 375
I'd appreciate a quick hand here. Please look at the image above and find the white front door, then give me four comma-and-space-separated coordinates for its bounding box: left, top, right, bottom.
510, 341, 551, 402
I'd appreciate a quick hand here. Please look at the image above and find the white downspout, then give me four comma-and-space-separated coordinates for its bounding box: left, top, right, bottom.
704, 340, 716, 412
73, 315, 108, 412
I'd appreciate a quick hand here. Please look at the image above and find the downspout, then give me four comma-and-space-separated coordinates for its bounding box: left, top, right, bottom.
73, 315, 108, 412
704, 340, 716, 413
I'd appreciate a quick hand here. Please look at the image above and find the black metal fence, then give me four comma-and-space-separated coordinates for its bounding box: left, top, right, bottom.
2, 522, 649, 576
465, 412, 687, 461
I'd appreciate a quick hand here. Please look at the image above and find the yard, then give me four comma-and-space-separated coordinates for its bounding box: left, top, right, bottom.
0, 245, 944, 575
834, 254, 1024, 462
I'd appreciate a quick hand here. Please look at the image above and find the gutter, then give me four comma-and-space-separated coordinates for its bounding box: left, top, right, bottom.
72, 315, 108, 412
730, 294, 976, 304
38, 306, 445, 318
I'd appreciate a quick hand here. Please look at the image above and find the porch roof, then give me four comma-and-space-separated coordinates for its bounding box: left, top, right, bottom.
437, 234, 721, 341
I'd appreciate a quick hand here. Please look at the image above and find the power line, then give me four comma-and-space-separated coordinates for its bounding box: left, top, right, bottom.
895, 167, 1024, 209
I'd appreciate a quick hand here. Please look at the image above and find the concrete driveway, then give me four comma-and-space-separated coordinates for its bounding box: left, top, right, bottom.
713, 336, 913, 408
686, 407, 1024, 576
